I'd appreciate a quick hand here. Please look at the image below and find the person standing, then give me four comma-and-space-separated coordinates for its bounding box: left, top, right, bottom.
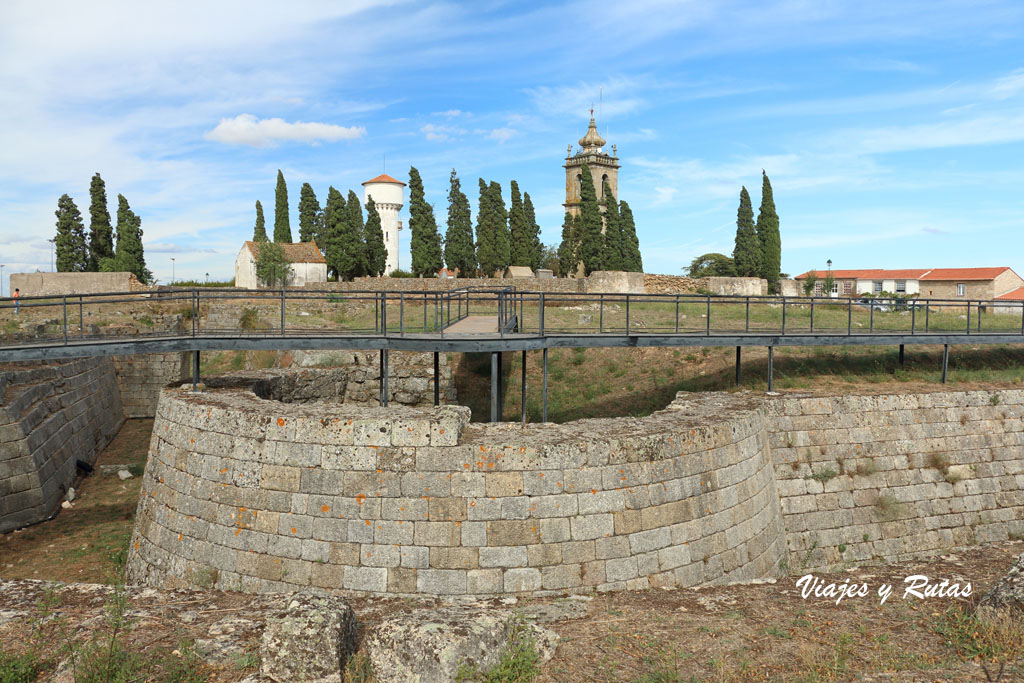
12, 288, 18, 315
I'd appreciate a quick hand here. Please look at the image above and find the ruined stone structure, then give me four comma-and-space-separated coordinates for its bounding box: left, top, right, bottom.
125, 384, 1024, 597
0, 358, 123, 532
113, 352, 190, 418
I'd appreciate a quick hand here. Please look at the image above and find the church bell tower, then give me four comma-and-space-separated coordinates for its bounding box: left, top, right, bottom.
564, 112, 619, 217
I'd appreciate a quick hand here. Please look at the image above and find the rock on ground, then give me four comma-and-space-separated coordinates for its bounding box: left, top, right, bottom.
259, 593, 358, 682
365, 607, 558, 683
977, 552, 1024, 617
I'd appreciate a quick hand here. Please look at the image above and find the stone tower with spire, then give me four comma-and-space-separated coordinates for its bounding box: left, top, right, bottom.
564, 112, 619, 217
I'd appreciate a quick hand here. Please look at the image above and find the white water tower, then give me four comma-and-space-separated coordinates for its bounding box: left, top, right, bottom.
361, 174, 405, 275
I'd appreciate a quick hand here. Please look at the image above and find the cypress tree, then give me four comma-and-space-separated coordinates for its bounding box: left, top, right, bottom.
577, 164, 604, 275
298, 183, 321, 244
321, 187, 346, 280
407, 167, 443, 276
618, 201, 643, 272
523, 192, 542, 271
601, 180, 624, 271
87, 173, 113, 271
557, 211, 581, 278
732, 186, 760, 278
508, 181, 532, 267
489, 181, 510, 274
253, 201, 268, 242
364, 198, 387, 277
444, 170, 475, 276
755, 171, 781, 293
474, 179, 492, 275
55, 194, 88, 272
111, 194, 151, 283
273, 169, 291, 243
344, 190, 367, 277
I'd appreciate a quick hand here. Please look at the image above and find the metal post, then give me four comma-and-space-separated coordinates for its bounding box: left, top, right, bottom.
423, 293, 427, 332
542, 348, 548, 423
400, 292, 404, 335
383, 349, 390, 407
433, 352, 440, 406
705, 294, 711, 335
768, 345, 774, 392
745, 297, 750, 333
781, 297, 786, 334
490, 352, 499, 422
735, 346, 741, 386
978, 301, 982, 332
848, 298, 852, 335
539, 293, 545, 335
599, 294, 604, 333
626, 294, 630, 333
869, 302, 874, 332
899, 344, 904, 365
192, 290, 197, 336
63, 296, 67, 344
810, 299, 814, 332
381, 292, 387, 336
911, 304, 916, 336
942, 343, 949, 384
966, 301, 971, 335
675, 297, 679, 333
280, 288, 285, 336
79, 296, 83, 337
521, 350, 527, 427
497, 351, 504, 419
192, 350, 200, 390
379, 350, 384, 406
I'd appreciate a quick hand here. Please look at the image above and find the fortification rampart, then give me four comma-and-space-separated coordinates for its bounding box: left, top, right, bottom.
126, 388, 786, 596
0, 358, 124, 532
113, 352, 190, 418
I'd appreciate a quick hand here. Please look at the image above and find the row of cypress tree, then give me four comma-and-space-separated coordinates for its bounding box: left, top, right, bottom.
557, 163, 642, 276
254, 170, 388, 280
53, 173, 151, 283
732, 171, 781, 293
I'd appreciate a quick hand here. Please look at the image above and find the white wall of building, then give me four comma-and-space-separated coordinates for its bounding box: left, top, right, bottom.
854, 278, 921, 296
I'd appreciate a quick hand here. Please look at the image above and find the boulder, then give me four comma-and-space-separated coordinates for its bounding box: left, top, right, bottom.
365, 607, 558, 683
259, 593, 358, 682
977, 552, 1024, 618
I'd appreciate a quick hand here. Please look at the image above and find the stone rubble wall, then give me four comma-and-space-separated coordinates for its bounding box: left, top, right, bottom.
765, 391, 1024, 572
126, 390, 786, 597
0, 359, 124, 532
112, 353, 190, 418
643, 274, 767, 296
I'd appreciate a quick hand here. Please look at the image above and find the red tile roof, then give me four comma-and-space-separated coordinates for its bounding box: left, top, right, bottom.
920, 267, 1012, 281
243, 241, 326, 264
361, 173, 406, 186
996, 287, 1024, 301
795, 269, 930, 280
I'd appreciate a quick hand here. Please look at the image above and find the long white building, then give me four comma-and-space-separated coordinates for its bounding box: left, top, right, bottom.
362, 174, 405, 275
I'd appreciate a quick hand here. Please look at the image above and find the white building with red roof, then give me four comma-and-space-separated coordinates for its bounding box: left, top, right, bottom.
796, 267, 1024, 302
235, 241, 327, 289
362, 173, 405, 275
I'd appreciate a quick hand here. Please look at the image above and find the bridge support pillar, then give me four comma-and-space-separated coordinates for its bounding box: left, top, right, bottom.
768, 346, 774, 393
192, 350, 200, 390
735, 346, 741, 386
433, 352, 439, 406
899, 344, 905, 365
490, 352, 499, 422
521, 350, 527, 426
542, 348, 548, 423
383, 349, 389, 407
942, 344, 949, 384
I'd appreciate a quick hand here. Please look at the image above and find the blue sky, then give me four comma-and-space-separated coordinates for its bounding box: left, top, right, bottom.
2, 0, 1024, 285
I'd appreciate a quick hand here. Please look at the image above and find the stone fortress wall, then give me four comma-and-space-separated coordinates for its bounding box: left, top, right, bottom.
126, 384, 1024, 597
0, 358, 124, 533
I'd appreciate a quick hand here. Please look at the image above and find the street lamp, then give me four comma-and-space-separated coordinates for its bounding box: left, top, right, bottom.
170, 257, 175, 286
826, 259, 833, 298
205, 272, 209, 285
48, 239, 56, 272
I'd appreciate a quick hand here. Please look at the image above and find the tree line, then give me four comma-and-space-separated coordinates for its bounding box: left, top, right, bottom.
53, 174, 151, 283
686, 171, 782, 293
263, 167, 620, 281
557, 163, 642, 277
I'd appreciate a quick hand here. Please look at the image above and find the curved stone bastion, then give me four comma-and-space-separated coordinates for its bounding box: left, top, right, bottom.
126, 380, 786, 596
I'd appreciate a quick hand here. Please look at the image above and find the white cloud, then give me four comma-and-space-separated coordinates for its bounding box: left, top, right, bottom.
525, 77, 647, 119
487, 128, 517, 143
434, 109, 465, 117
421, 123, 466, 141
205, 114, 366, 147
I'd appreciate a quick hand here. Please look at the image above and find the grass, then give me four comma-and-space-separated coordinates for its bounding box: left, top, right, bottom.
935, 605, 1024, 680
808, 467, 838, 483
0, 648, 40, 682
874, 492, 908, 521
455, 613, 542, 682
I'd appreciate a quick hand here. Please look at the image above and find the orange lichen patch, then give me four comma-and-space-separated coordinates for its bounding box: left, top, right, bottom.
364, 520, 371, 526
240, 507, 246, 512
557, 482, 563, 487
591, 489, 598, 495
220, 468, 227, 474
134, 541, 139, 550
463, 463, 471, 469
277, 418, 286, 427
469, 500, 476, 507
321, 505, 330, 513
520, 447, 526, 454
356, 493, 367, 505
178, 534, 183, 541
538, 473, 544, 478
487, 462, 495, 469
439, 429, 445, 434
479, 446, 487, 452
190, 438, 195, 444
290, 528, 297, 534
234, 529, 241, 536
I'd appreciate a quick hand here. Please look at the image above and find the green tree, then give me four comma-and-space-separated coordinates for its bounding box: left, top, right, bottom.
802, 271, 820, 296
55, 194, 88, 272
444, 170, 475, 276
87, 173, 113, 271
344, 190, 367, 276
732, 186, 761, 277
474, 179, 509, 277
364, 198, 387, 277
539, 243, 560, 276
601, 180, 624, 270
619, 201, 643, 272
253, 200, 268, 242
255, 240, 290, 287
489, 181, 510, 273
408, 167, 443, 276
523, 192, 542, 271
508, 180, 532, 268
756, 171, 781, 293
105, 194, 151, 283
321, 187, 346, 280
274, 169, 292, 243
577, 164, 604, 275
298, 183, 321, 244
557, 211, 581, 277
685, 253, 735, 277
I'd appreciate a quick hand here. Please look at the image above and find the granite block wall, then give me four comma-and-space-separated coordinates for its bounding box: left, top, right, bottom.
0, 359, 124, 532
113, 353, 190, 418
125, 389, 786, 596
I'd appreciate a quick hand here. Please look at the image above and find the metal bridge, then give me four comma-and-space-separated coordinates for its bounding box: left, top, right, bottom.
2, 286, 1023, 422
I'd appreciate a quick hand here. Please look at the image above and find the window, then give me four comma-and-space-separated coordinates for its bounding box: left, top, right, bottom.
814, 281, 823, 296
873, 281, 883, 293
895, 280, 906, 293
957, 283, 965, 296
831, 282, 839, 294
842, 281, 853, 295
